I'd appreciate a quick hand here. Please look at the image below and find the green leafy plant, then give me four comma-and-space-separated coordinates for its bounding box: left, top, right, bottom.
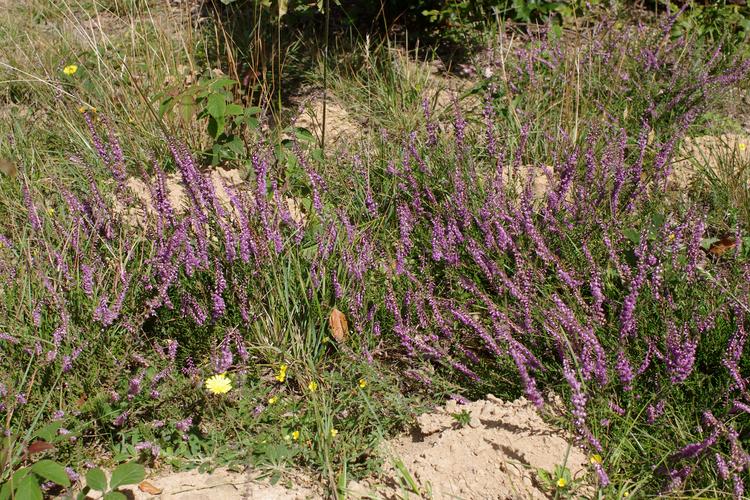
154, 76, 261, 165
450, 409, 472, 427
77, 462, 145, 500
537, 464, 575, 498
671, 1, 750, 46
0, 460, 71, 500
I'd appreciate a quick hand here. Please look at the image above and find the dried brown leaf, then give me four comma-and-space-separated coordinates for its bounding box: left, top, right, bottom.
27, 440, 54, 455
709, 236, 737, 257
138, 480, 162, 494
329, 307, 348, 343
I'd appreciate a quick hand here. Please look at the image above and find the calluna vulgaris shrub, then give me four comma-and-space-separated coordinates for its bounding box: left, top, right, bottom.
1, 13, 749, 497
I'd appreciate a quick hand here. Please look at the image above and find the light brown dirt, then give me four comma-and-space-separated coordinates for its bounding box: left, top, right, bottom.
118, 396, 586, 500
672, 133, 750, 189
293, 97, 361, 148
126, 468, 320, 500
351, 395, 587, 500
112, 167, 244, 227
112, 166, 306, 227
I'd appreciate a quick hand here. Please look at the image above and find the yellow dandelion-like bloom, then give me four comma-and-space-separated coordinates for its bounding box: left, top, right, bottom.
556, 478, 567, 488
623, 492, 629, 498
63, 64, 78, 76
330, 428, 338, 438
205, 373, 232, 394
308, 380, 318, 392
268, 395, 278, 405
275, 364, 288, 382
292, 430, 300, 441
46, 208, 55, 216
78, 106, 86, 113
667, 233, 675, 242
590, 454, 603, 465
739, 143, 747, 153
358, 379, 367, 388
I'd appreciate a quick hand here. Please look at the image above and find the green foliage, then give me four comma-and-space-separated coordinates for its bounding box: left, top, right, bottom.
0, 460, 70, 500
154, 76, 261, 165
77, 462, 145, 500
450, 409, 471, 427
671, 1, 750, 46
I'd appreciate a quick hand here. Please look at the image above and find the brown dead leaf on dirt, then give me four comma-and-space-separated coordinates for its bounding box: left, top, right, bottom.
138, 480, 162, 494
329, 308, 348, 343
708, 236, 737, 257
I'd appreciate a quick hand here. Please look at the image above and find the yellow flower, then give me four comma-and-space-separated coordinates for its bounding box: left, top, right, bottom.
322, 336, 329, 344
308, 380, 318, 392
623, 492, 629, 498
292, 430, 300, 441
330, 428, 338, 438
590, 454, 603, 465
275, 364, 287, 382
268, 395, 278, 405
557, 478, 567, 488
205, 373, 232, 394
46, 208, 55, 216
739, 143, 747, 152
63, 64, 78, 76
667, 233, 675, 242
358, 379, 367, 388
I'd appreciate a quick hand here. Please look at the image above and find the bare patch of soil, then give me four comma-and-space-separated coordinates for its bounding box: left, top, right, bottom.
672, 133, 750, 189
100, 396, 585, 500
127, 468, 320, 500
293, 96, 361, 148
351, 396, 587, 500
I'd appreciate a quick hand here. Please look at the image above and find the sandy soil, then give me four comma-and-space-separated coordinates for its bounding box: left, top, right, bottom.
113, 396, 587, 500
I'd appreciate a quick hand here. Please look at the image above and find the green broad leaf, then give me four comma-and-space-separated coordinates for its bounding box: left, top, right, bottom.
623, 228, 640, 245
179, 101, 197, 123
158, 96, 175, 117
208, 78, 237, 91
206, 93, 227, 119
225, 136, 245, 155
243, 115, 260, 130
208, 115, 226, 140
75, 486, 91, 500
85, 468, 107, 491
31, 460, 71, 487
104, 492, 127, 500
0, 479, 12, 500
244, 106, 261, 115
14, 475, 42, 500
294, 127, 314, 143
34, 422, 63, 442
225, 103, 244, 116
701, 237, 719, 250
109, 462, 145, 490
651, 212, 666, 228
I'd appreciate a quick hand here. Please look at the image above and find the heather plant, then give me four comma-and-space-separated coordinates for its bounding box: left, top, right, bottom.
1, 3, 750, 499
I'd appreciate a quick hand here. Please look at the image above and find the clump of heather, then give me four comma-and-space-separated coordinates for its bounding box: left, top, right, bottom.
0, 12, 748, 498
